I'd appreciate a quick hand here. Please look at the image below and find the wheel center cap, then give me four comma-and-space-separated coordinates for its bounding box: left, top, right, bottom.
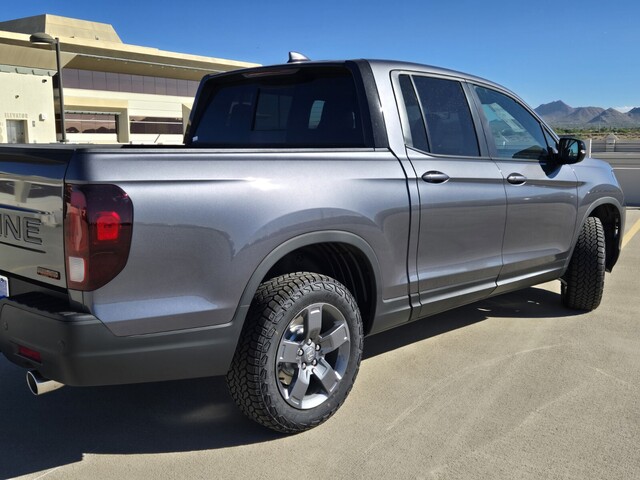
302, 344, 316, 364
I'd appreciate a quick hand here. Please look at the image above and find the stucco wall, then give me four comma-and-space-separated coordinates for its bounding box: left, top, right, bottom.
0, 71, 57, 143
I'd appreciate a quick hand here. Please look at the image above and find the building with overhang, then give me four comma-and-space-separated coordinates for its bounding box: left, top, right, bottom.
0, 14, 258, 144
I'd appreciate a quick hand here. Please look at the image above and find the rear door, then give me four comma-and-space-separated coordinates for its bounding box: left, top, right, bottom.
394, 73, 507, 318
469, 85, 578, 292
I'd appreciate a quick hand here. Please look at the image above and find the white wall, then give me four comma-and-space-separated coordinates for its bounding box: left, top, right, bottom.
0, 71, 57, 143
0, 73, 195, 145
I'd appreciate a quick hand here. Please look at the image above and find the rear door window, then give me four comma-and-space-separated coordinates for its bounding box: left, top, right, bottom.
191, 67, 368, 148
404, 75, 480, 157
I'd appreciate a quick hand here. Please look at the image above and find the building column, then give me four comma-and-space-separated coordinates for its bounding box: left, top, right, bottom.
118, 109, 130, 143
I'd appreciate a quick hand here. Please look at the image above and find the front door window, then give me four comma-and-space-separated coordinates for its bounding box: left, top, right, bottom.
474, 86, 550, 160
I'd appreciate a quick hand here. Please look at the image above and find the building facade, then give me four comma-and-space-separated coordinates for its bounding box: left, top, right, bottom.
0, 14, 258, 144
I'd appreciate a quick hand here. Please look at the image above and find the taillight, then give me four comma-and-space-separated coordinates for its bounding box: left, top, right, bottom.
64, 184, 133, 291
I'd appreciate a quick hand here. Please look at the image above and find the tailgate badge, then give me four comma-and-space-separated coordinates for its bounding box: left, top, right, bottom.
37, 267, 61, 280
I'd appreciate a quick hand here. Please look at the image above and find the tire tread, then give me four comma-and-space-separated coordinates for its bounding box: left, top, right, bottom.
226, 272, 363, 433
562, 217, 606, 311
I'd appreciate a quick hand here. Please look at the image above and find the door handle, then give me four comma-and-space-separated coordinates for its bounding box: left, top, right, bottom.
507, 173, 527, 185
422, 171, 450, 184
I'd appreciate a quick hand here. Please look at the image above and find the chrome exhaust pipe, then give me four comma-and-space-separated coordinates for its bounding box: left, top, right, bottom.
26, 370, 65, 396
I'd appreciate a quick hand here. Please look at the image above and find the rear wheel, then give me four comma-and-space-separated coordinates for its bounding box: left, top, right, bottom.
226, 272, 363, 433
561, 217, 606, 311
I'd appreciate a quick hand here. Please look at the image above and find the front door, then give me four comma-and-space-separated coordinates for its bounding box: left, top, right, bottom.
470, 85, 578, 293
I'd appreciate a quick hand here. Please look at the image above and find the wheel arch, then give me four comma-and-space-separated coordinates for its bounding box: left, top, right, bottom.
235, 231, 382, 336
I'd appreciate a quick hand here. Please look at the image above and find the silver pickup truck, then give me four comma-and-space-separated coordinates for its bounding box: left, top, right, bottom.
0, 57, 625, 433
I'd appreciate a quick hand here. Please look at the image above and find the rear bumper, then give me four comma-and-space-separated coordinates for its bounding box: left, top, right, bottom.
0, 293, 245, 386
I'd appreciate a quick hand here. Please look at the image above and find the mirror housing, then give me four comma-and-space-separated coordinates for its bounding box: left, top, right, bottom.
556, 137, 586, 164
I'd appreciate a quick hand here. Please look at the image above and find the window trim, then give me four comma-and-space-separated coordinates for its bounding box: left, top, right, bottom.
391, 70, 490, 159
467, 81, 558, 162
185, 63, 375, 149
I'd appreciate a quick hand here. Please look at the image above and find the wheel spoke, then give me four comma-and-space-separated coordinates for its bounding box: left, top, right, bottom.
318, 323, 349, 354
288, 367, 312, 406
314, 358, 341, 394
304, 305, 323, 340
277, 339, 301, 365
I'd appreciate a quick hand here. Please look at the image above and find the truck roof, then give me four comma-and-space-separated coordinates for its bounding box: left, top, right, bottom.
212, 57, 515, 99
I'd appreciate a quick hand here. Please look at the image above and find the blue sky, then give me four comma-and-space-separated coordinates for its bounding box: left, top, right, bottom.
2, 0, 639, 110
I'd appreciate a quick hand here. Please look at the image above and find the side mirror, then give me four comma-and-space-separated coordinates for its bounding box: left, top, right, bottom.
557, 137, 586, 164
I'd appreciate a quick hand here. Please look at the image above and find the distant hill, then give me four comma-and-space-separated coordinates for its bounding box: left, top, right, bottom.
535, 101, 640, 128
564, 107, 605, 126
535, 100, 574, 123
588, 108, 637, 127
628, 107, 640, 121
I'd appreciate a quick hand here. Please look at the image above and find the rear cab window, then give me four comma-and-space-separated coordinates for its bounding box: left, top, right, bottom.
189, 65, 372, 148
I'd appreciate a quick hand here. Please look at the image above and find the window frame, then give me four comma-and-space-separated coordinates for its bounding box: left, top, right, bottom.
391, 70, 490, 158
468, 82, 558, 162
186, 63, 377, 149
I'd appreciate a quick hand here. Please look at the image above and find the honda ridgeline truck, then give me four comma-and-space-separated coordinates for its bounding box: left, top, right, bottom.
0, 55, 625, 432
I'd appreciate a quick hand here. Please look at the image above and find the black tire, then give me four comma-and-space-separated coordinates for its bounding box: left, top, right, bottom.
561, 216, 606, 311
226, 272, 363, 433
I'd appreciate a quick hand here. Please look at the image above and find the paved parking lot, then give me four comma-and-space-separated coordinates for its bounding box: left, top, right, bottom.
2, 209, 640, 480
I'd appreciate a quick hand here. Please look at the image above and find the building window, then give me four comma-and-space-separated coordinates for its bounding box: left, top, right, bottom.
129, 116, 183, 134
65, 113, 118, 134
62, 69, 199, 97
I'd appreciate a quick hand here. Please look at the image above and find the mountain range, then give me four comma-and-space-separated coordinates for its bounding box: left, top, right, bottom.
534, 101, 640, 128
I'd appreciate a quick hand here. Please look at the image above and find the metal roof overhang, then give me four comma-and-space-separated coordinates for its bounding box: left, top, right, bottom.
0, 30, 258, 80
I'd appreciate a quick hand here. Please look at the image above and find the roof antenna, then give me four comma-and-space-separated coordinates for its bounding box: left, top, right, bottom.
288, 51, 310, 63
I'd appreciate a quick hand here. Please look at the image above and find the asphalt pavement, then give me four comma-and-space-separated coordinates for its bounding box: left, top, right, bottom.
2, 209, 639, 480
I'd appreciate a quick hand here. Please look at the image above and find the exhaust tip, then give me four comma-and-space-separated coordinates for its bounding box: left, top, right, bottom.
26, 370, 64, 396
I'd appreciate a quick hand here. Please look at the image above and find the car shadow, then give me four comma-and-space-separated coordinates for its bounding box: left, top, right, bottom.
364, 285, 577, 359
0, 286, 577, 478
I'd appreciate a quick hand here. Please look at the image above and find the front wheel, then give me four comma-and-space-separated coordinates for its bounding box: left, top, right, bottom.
561, 216, 606, 311
226, 272, 363, 433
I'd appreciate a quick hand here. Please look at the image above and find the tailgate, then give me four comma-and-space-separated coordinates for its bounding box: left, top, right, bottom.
0, 146, 74, 289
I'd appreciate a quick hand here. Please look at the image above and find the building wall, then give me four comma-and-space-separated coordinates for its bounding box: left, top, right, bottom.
0, 75, 197, 145
0, 70, 56, 143
63, 87, 195, 144
0, 15, 259, 145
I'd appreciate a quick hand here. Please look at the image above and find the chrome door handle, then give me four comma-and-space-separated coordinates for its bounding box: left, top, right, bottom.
422, 171, 450, 184
507, 173, 527, 185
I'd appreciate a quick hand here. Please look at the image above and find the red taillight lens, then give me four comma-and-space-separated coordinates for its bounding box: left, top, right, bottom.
64, 184, 133, 291
96, 211, 121, 241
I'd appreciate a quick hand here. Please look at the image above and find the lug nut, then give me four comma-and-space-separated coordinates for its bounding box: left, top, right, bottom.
297, 349, 304, 356
315, 344, 321, 351
302, 363, 307, 369
307, 339, 312, 345
312, 359, 317, 366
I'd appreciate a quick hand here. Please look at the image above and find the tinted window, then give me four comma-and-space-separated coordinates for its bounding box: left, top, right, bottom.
413, 76, 479, 157
399, 75, 429, 152
65, 113, 117, 134
474, 86, 549, 160
191, 67, 367, 148
130, 116, 183, 134
60, 69, 200, 97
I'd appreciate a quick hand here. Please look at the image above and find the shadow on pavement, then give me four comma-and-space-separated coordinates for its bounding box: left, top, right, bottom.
364, 285, 577, 359
0, 286, 577, 479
